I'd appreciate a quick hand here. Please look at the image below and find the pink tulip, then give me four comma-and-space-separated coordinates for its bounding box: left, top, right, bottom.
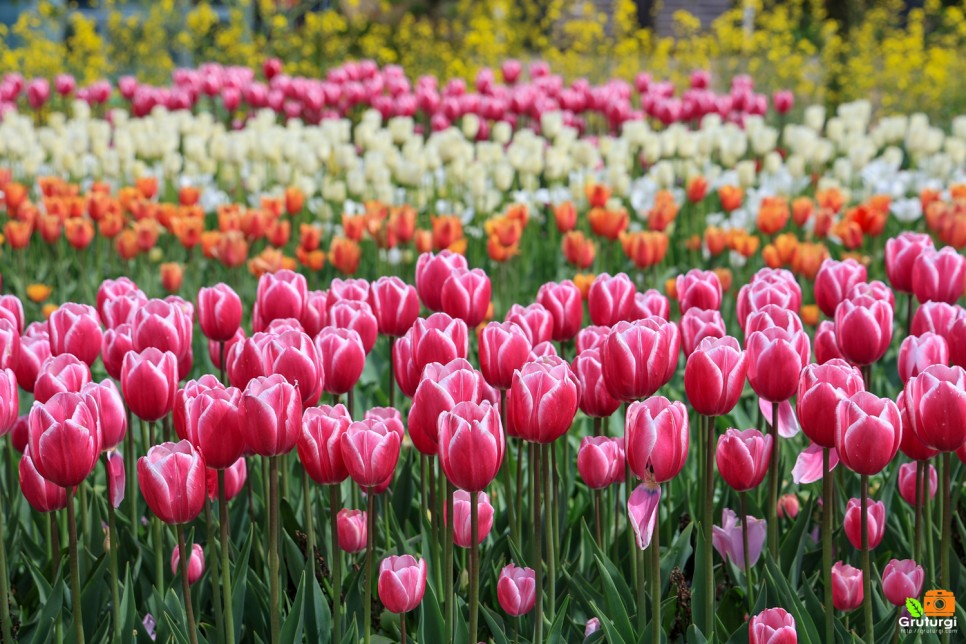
377, 555, 427, 613
206, 458, 247, 501
97, 277, 140, 324
834, 392, 902, 476
536, 280, 583, 341
506, 356, 578, 443
886, 232, 934, 294
34, 354, 92, 405
48, 303, 102, 366
408, 359, 486, 455
81, 380, 127, 450
496, 564, 536, 616
911, 301, 958, 337
676, 269, 722, 313
438, 401, 503, 491
777, 493, 800, 519
197, 283, 243, 342
415, 251, 468, 312
0, 368, 17, 435
440, 268, 492, 328
772, 90, 794, 114
843, 497, 886, 550
262, 330, 323, 406
572, 348, 621, 419
588, 273, 637, 326
913, 246, 966, 304
904, 364, 966, 452
328, 299, 378, 355
575, 326, 609, 354
298, 405, 351, 485
0, 295, 24, 334
831, 561, 863, 611
899, 333, 949, 383
897, 461, 937, 506
882, 559, 925, 607
131, 299, 192, 362
684, 336, 748, 417
505, 304, 553, 346
341, 417, 401, 489
712, 508, 766, 567
410, 313, 469, 375
185, 386, 246, 469
301, 290, 328, 337
834, 295, 893, 366
122, 349, 179, 422
0, 319, 19, 371
680, 308, 726, 356
625, 397, 689, 483
815, 258, 867, 317
337, 508, 367, 552
327, 278, 370, 308
797, 360, 865, 449
242, 375, 301, 457
478, 322, 532, 390
749, 607, 797, 644
101, 324, 134, 381
19, 448, 67, 512
746, 328, 810, 403
27, 392, 100, 487
391, 334, 420, 398
368, 276, 420, 337
627, 482, 661, 549
744, 305, 804, 339
254, 269, 307, 331
736, 269, 802, 332
634, 289, 671, 321
171, 543, 205, 585
447, 489, 494, 548
15, 331, 50, 393
716, 428, 772, 491
106, 450, 125, 508
137, 440, 206, 524
602, 318, 680, 402
814, 320, 847, 364
577, 436, 624, 489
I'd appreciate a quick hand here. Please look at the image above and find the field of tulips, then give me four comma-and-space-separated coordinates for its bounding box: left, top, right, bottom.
0, 58, 965, 644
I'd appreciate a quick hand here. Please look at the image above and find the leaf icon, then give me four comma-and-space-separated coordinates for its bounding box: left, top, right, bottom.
906, 597, 923, 618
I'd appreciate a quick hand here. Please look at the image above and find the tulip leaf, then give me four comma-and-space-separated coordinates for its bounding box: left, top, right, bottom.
418, 572, 445, 642
280, 567, 308, 642
692, 521, 710, 639
661, 522, 693, 595
27, 564, 63, 644
779, 496, 814, 589
763, 554, 821, 644
594, 554, 635, 644
686, 623, 710, 644
232, 526, 255, 639
480, 605, 510, 644
546, 595, 572, 644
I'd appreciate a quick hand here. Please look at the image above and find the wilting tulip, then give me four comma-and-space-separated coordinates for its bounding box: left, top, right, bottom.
337, 509, 367, 553
206, 458, 247, 501
904, 365, 966, 452
797, 360, 865, 448
834, 392, 902, 475
684, 336, 749, 417
627, 482, 661, 549
912, 246, 966, 304
749, 607, 797, 644
122, 349, 179, 422
440, 268, 492, 327
625, 397, 689, 483
197, 283, 243, 342
48, 303, 102, 366
712, 508, 766, 567
536, 280, 583, 341
82, 380, 127, 450
834, 295, 893, 366
298, 405, 351, 485
341, 417, 401, 489
899, 333, 949, 383
368, 276, 420, 337
254, 269, 307, 331
34, 354, 92, 405
408, 359, 486, 455
15, 332, 50, 393
415, 250, 468, 312
680, 308, 726, 356
831, 562, 864, 611
736, 269, 802, 331
634, 289, 671, 321
478, 322, 532, 390
897, 462, 937, 505
19, 448, 68, 512
505, 303, 553, 346
844, 498, 886, 550
882, 559, 925, 607
448, 489, 494, 547
185, 387, 246, 469
602, 318, 680, 402
588, 273, 637, 326
676, 269, 722, 313
497, 564, 536, 616
716, 428, 772, 491
746, 328, 810, 403
0, 368, 17, 434
572, 349, 621, 419
377, 555, 427, 613
242, 375, 302, 457
577, 436, 624, 489
886, 232, 934, 294
506, 356, 578, 443
815, 259, 867, 317
438, 401, 503, 491
171, 543, 205, 585
137, 440, 206, 524
27, 392, 100, 487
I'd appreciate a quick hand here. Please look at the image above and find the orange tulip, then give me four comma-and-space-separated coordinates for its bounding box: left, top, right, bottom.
718, 185, 743, 213
685, 235, 701, 251
816, 188, 845, 214
792, 197, 814, 227
87, 193, 114, 221
686, 176, 708, 203
763, 244, 782, 269
136, 176, 158, 199
774, 233, 798, 264
296, 247, 326, 271
553, 201, 577, 233
665, 277, 677, 300
4, 182, 28, 215
284, 186, 305, 215
171, 216, 204, 249
260, 196, 284, 219
756, 196, 790, 235
704, 226, 727, 256
845, 203, 886, 237
414, 229, 432, 254
118, 187, 141, 213
329, 236, 362, 275
115, 229, 140, 260
266, 219, 291, 247
813, 208, 834, 238
300, 224, 322, 252
240, 209, 269, 240
98, 210, 125, 238
505, 203, 529, 226
790, 242, 829, 280
390, 205, 416, 244
713, 268, 733, 292
573, 273, 595, 299
588, 206, 628, 240
26, 283, 52, 303
65, 218, 95, 250
200, 231, 221, 258
487, 236, 519, 262
38, 215, 63, 244
161, 263, 184, 293
342, 213, 365, 242
178, 186, 201, 206
647, 190, 679, 232
585, 184, 611, 208
134, 219, 159, 252
432, 215, 463, 250
248, 248, 294, 277
800, 304, 820, 327
484, 216, 523, 247
937, 209, 966, 249
213, 230, 249, 268
920, 188, 941, 214
562, 231, 596, 269
42, 304, 58, 319
832, 219, 863, 250
729, 231, 760, 258
950, 184, 966, 200
447, 238, 468, 255
89, 181, 109, 196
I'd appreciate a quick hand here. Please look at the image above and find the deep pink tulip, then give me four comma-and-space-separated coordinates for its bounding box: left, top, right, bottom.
627, 482, 661, 549
744, 305, 804, 339
797, 360, 865, 449
575, 326, 609, 354
588, 273, 637, 326
746, 327, 810, 403
440, 268, 492, 328
173, 375, 223, 441
478, 322, 532, 390
438, 401, 503, 491
815, 258, 867, 317
197, 283, 243, 342
634, 289, 671, 320
185, 387, 246, 469
882, 559, 924, 607
506, 356, 578, 443
101, 324, 134, 381
886, 232, 934, 293
208, 328, 245, 373
448, 489, 494, 548
368, 276, 420, 337
301, 290, 328, 337
947, 313, 966, 369
831, 561, 864, 611
298, 404, 351, 485
536, 280, 583, 341
713, 508, 767, 568
327, 278, 370, 308
716, 428, 772, 491
242, 375, 302, 457
814, 320, 846, 364
834, 392, 902, 476
0, 295, 24, 335
577, 436, 624, 489
205, 458, 247, 501
680, 308, 726, 356
10, 415, 27, 454
684, 336, 748, 417
736, 269, 802, 332
106, 450, 125, 508
911, 301, 958, 337
48, 303, 102, 366
137, 440, 206, 524
27, 392, 100, 487
408, 359, 486, 455
848, 280, 895, 308
100, 290, 147, 329
897, 461, 937, 506
262, 330, 323, 406
19, 448, 68, 512
131, 299, 192, 362
377, 555, 427, 613
904, 364, 966, 452
254, 269, 307, 331
496, 564, 536, 616
913, 246, 966, 304
0, 319, 19, 371
34, 354, 92, 405
899, 333, 949, 383
341, 417, 401, 488
749, 607, 797, 644
15, 330, 50, 393
364, 408, 404, 442
572, 348, 621, 419
337, 508, 367, 552
392, 333, 420, 398
96, 277, 140, 324
314, 327, 366, 396
843, 497, 886, 550
122, 349, 178, 422
676, 269, 722, 313
410, 313, 469, 377
0, 368, 17, 435
415, 250, 468, 312
773, 90, 794, 114
328, 299, 378, 355
225, 333, 271, 390
505, 303, 553, 346
171, 543, 205, 585
777, 493, 800, 519
834, 295, 893, 366
602, 318, 680, 402
81, 380, 127, 450
625, 397, 689, 483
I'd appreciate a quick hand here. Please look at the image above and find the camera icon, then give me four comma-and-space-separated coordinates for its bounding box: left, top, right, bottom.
924, 590, 956, 617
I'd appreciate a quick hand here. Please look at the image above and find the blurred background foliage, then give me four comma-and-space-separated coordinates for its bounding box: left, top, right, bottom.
0, 0, 964, 118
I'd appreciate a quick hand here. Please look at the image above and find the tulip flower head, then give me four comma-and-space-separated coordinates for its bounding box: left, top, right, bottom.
137, 440, 206, 524
882, 559, 925, 607
831, 561, 864, 611
749, 607, 797, 644
496, 564, 536, 616
337, 508, 367, 553
712, 508, 767, 568
438, 400, 504, 492
171, 543, 205, 585
716, 428, 772, 491
377, 555, 427, 613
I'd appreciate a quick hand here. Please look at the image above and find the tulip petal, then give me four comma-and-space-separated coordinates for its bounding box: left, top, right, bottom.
627, 483, 661, 550
759, 397, 800, 438
791, 443, 839, 484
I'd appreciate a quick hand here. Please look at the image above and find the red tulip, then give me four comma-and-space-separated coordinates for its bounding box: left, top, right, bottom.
253, 269, 307, 332
814, 320, 846, 365
0, 368, 17, 435
377, 555, 427, 613
899, 333, 948, 383
736, 269, 802, 332
0, 319, 19, 371
81, 380, 127, 450
478, 322, 532, 390
262, 330, 323, 406
625, 396, 689, 483
328, 299, 378, 355
408, 359, 487, 455
904, 364, 966, 452
496, 564, 536, 616
27, 392, 100, 487
577, 436, 624, 489
205, 458, 247, 501
575, 326, 609, 354
602, 318, 680, 402
588, 272, 637, 326
171, 543, 205, 585
48, 303, 102, 366
536, 280, 583, 341
634, 289, 671, 321
15, 331, 50, 393
97, 277, 140, 323
101, 324, 134, 381
337, 508, 367, 552
913, 246, 966, 304
327, 278, 370, 308
19, 448, 67, 512
882, 559, 924, 607
438, 400, 504, 491
843, 497, 886, 550
185, 386, 246, 469
834, 295, 893, 366
834, 392, 902, 475
831, 561, 863, 611
716, 428, 772, 491
197, 283, 243, 342
410, 313, 468, 375
680, 308, 726, 356
416, 250, 468, 312
885, 232, 933, 293
746, 327, 810, 403
34, 354, 92, 405
122, 349, 178, 422
684, 336, 749, 417
368, 276, 420, 337
744, 305, 803, 339
341, 417, 401, 488
815, 258, 867, 317
749, 607, 797, 644
911, 301, 958, 337
797, 360, 865, 448
506, 356, 578, 443
100, 291, 148, 329
138, 440, 206, 524
897, 461, 937, 505
676, 269, 722, 313
447, 489, 494, 548
242, 374, 302, 457
572, 348, 621, 419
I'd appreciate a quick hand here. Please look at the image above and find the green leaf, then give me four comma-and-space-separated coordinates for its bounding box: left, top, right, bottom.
763, 554, 821, 644
480, 605, 510, 644
906, 597, 923, 618
418, 574, 445, 642
546, 595, 572, 644
692, 519, 710, 638
280, 569, 308, 642
594, 554, 635, 644
28, 565, 63, 644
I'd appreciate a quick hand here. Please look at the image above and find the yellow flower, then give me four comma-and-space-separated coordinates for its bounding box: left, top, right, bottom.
26, 284, 53, 303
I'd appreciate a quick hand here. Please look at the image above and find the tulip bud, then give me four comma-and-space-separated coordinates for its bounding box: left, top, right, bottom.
577, 436, 624, 489
48, 303, 102, 366
337, 508, 367, 552
834, 392, 902, 475
716, 428, 772, 491
625, 397, 689, 483
897, 461, 937, 506
881, 559, 925, 607
171, 542, 205, 585
749, 607, 797, 644
122, 349, 179, 422
447, 489, 494, 548
831, 561, 864, 611
197, 283, 243, 342
242, 374, 302, 457
496, 564, 536, 616
438, 401, 503, 491
377, 555, 427, 613
843, 497, 886, 550
28, 392, 100, 487
19, 448, 68, 513
536, 280, 583, 342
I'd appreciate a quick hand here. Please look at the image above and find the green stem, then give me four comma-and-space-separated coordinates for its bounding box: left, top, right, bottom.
126, 408, 137, 535
67, 487, 85, 644
107, 482, 122, 642
444, 482, 454, 644
0, 471, 12, 644
823, 448, 834, 644
468, 490, 480, 644
740, 491, 752, 615
651, 489, 661, 642
302, 469, 315, 559
532, 443, 544, 644
328, 485, 342, 644
925, 457, 935, 589
704, 414, 715, 636
364, 487, 375, 644
205, 499, 225, 644
219, 471, 237, 644
594, 489, 602, 549
941, 453, 951, 644
860, 475, 873, 644
269, 456, 281, 644
767, 402, 780, 558
914, 461, 924, 566
153, 516, 165, 597
177, 525, 200, 644
388, 337, 395, 410
543, 442, 556, 622
514, 438, 525, 540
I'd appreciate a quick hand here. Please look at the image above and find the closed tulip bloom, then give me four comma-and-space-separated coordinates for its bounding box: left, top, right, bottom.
328, 299, 378, 355
19, 448, 67, 512
749, 607, 797, 644
10, 415, 27, 453
410, 313, 469, 375
48, 303, 102, 366
100, 291, 148, 330
81, 380, 127, 450
138, 440, 206, 524
736, 269, 802, 332
681, 308, 726, 356
712, 508, 767, 568
814, 320, 846, 364
197, 283, 243, 342
173, 375, 224, 441
843, 497, 886, 550
97, 277, 140, 323
848, 280, 896, 309
911, 301, 958, 337
34, 354, 92, 404
0, 319, 19, 371
947, 314, 966, 369
479, 322, 532, 390
122, 349, 179, 422
205, 458, 247, 501
262, 330, 323, 406
0, 296, 23, 336
378, 555, 427, 614
28, 392, 100, 487
575, 326, 610, 354
573, 349, 621, 418
716, 428, 772, 491
368, 276, 420, 337
242, 374, 302, 457
886, 232, 934, 293
171, 543, 205, 585
301, 290, 328, 338
448, 489, 494, 547
577, 436, 624, 489
298, 404, 351, 485
186, 387, 246, 469
625, 397, 689, 483
588, 273, 637, 326
777, 494, 800, 519
307, 328, 362, 397
602, 318, 680, 402
634, 289, 671, 321
408, 359, 486, 454
585, 618, 602, 638
440, 268, 492, 328
536, 280, 583, 341
831, 561, 864, 611
341, 417, 401, 488
904, 364, 966, 452
797, 360, 865, 448
415, 250, 468, 311
15, 332, 50, 392
913, 246, 966, 304
834, 392, 902, 475
815, 259, 867, 317
899, 333, 949, 383
746, 328, 810, 403
132, 299, 192, 363
337, 508, 368, 552
882, 559, 925, 607
684, 336, 748, 417
392, 334, 420, 398
505, 303, 553, 346
106, 449, 125, 508
254, 269, 307, 332
0, 368, 17, 434
497, 564, 536, 616
676, 269, 723, 313
327, 278, 370, 308
897, 461, 937, 505
506, 356, 578, 443
834, 295, 893, 366
438, 401, 504, 491
101, 324, 134, 381
744, 305, 804, 339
